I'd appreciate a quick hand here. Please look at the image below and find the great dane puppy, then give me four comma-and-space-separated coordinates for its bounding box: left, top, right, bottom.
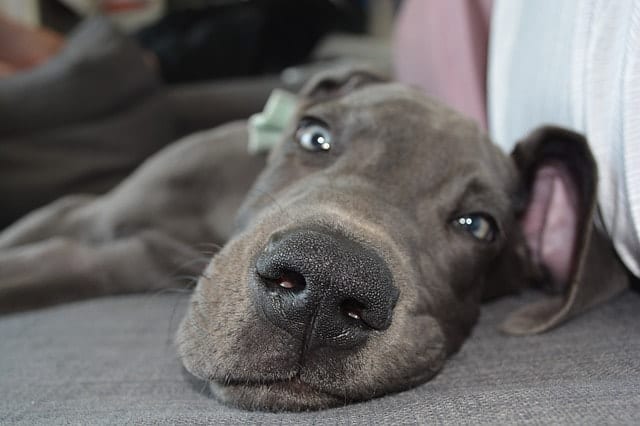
0, 68, 630, 411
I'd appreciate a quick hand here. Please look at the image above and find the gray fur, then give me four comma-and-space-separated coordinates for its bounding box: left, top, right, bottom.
0, 68, 629, 411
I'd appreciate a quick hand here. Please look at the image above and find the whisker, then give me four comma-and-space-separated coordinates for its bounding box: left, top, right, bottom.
172, 256, 211, 275
198, 271, 212, 280
151, 287, 194, 295
195, 242, 224, 253
159, 255, 212, 293
169, 275, 199, 285
198, 374, 211, 395
143, 283, 195, 302
164, 291, 193, 347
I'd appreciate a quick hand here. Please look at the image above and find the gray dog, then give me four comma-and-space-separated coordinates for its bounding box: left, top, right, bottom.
0, 68, 630, 411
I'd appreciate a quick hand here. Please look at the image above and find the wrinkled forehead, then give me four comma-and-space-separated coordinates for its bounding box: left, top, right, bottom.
302, 82, 512, 177
303, 83, 487, 148
333, 82, 444, 112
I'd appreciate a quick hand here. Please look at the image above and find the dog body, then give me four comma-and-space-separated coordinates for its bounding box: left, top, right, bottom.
0, 69, 630, 411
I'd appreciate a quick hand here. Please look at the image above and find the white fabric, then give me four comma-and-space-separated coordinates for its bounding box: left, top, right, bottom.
488, 0, 640, 277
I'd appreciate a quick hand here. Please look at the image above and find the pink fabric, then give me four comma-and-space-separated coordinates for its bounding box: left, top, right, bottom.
393, 0, 492, 129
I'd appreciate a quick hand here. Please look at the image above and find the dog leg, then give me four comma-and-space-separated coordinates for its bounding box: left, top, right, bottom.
0, 195, 95, 249
0, 230, 201, 313
0, 122, 265, 312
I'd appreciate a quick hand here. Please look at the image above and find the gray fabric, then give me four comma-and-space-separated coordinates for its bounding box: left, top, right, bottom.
1, 290, 638, 424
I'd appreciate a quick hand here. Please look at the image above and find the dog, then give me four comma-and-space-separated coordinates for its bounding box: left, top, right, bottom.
0, 68, 630, 411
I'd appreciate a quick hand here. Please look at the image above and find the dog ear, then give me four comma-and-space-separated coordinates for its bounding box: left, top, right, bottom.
299, 65, 387, 101
501, 126, 629, 335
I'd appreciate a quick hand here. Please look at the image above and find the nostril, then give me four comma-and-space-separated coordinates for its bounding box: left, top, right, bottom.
340, 299, 367, 324
254, 228, 397, 347
262, 270, 306, 293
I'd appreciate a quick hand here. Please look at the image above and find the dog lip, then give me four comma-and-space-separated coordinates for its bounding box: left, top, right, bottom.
215, 376, 309, 389
212, 376, 345, 400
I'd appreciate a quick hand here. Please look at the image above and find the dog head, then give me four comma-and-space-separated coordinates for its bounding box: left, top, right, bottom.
177, 68, 628, 411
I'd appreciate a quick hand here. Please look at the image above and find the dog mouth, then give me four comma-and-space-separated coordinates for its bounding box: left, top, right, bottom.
178, 213, 435, 411
209, 376, 347, 411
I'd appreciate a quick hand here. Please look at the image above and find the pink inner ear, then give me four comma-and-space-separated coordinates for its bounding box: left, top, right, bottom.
521, 164, 579, 285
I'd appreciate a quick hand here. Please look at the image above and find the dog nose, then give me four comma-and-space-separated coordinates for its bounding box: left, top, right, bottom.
252, 228, 399, 349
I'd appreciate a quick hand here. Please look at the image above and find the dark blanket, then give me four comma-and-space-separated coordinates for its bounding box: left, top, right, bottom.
0, 17, 286, 230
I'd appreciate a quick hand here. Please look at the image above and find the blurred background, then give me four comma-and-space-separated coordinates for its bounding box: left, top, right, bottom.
0, 0, 402, 229
0, 0, 396, 82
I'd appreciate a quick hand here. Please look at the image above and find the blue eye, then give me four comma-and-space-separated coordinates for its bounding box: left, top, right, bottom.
453, 214, 497, 241
296, 119, 332, 152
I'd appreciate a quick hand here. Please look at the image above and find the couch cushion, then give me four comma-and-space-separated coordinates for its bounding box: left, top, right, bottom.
1, 290, 638, 424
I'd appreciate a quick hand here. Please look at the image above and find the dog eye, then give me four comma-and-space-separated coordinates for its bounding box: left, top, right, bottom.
453, 214, 497, 242
296, 118, 332, 152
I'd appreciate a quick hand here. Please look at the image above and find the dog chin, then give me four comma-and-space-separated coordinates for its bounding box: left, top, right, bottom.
209, 379, 347, 412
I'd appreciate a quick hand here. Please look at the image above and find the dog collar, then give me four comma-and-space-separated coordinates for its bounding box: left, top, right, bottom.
248, 89, 298, 154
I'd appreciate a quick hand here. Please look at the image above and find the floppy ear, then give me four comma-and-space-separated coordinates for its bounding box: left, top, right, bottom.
501, 126, 629, 335
299, 65, 387, 101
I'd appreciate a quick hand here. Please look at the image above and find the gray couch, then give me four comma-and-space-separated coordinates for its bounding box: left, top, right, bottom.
1, 290, 639, 424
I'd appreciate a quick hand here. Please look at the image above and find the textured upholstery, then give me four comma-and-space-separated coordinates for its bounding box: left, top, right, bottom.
1, 290, 638, 424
